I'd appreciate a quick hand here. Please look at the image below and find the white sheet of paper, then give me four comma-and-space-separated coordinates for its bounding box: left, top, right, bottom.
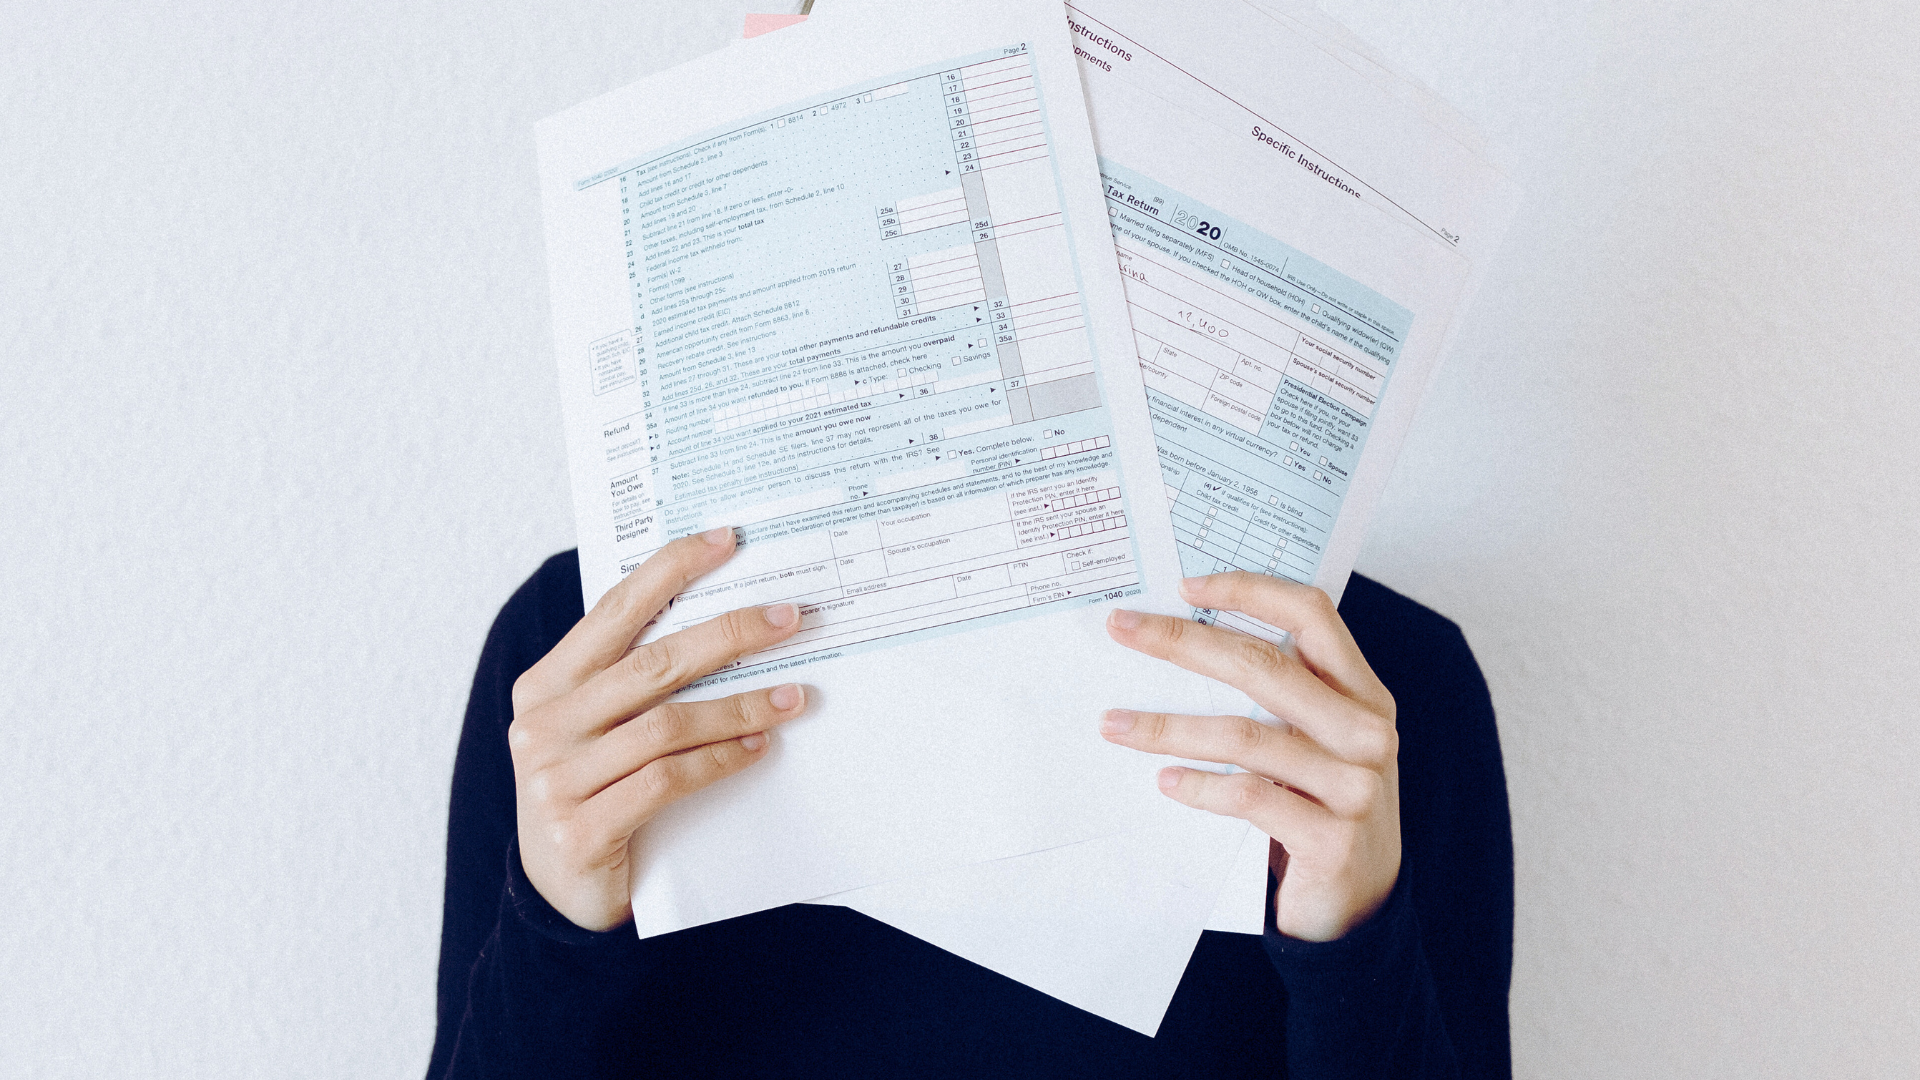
1204, 799, 1276, 933
814, 814, 1250, 1036
814, 0, 1522, 1023
537, 0, 1220, 939
1243, 0, 1504, 171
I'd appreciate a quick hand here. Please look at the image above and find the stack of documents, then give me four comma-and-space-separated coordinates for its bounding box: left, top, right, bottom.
536, 0, 1517, 1035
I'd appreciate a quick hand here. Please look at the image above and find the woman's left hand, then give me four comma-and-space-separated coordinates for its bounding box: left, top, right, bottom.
1101, 572, 1401, 942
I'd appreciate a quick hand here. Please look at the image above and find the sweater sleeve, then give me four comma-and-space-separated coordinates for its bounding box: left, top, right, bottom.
433, 841, 658, 1079
422, 559, 1505, 1078
1263, 870, 1461, 1080
428, 551, 658, 1080
1339, 575, 1513, 1080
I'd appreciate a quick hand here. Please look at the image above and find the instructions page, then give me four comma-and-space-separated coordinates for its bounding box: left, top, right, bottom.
1071, 0, 1521, 934
1072, 0, 1518, 609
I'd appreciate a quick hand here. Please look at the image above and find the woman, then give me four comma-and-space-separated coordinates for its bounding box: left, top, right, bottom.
428, 529, 1511, 1078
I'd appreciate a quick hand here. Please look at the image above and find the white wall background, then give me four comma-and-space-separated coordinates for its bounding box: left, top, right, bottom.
2, 1, 1914, 1076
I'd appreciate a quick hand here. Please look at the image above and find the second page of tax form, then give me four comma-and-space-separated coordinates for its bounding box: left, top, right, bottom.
1090, 0, 1518, 938
816, 0, 1523, 1026
535, 0, 1215, 940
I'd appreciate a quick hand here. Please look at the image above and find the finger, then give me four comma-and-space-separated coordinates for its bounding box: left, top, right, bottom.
579, 728, 774, 845
564, 601, 803, 736
1107, 610, 1396, 768
1157, 765, 1336, 845
563, 684, 806, 800
1100, 709, 1383, 818
517, 529, 738, 707
1178, 572, 1393, 716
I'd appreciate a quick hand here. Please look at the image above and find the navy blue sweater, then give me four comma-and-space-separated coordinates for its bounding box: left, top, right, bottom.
428, 552, 1511, 1078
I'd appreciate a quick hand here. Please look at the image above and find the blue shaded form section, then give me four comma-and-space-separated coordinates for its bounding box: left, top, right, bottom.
568, 47, 1151, 686
1098, 159, 1412, 635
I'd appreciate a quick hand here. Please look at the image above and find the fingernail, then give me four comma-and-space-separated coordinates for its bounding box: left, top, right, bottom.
765, 603, 799, 628
1157, 766, 1184, 792
703, 526, 734, 546
741, 731, 767, 752
1108, 608, 1142, 631
1099, 709, 1136, 735
770, 683, 803, 711
1178, 576, 1204, 598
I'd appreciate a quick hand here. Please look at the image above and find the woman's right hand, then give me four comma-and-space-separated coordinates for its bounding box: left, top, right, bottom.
507, 528, 808, 931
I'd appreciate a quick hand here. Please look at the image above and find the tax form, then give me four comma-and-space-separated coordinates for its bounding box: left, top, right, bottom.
1106, 157, 1414, 634
609, 47, 1146, 680
537, 0, 1220, 939
816, 0, 1521, 1032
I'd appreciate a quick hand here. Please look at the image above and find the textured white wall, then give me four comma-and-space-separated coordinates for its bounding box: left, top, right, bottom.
1331, 2, 1920, 1075
1, 1, 1914, 1077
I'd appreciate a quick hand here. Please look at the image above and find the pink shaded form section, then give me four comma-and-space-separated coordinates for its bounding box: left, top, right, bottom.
743, 13, 808, 38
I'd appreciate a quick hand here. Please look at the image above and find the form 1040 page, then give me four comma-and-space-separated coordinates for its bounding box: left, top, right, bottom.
535, 0, 1216, 939
597, 48, 1138, 677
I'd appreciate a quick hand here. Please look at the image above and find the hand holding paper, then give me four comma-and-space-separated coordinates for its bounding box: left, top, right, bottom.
508, 529, 809, 931
1103, 571, 1402, 942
